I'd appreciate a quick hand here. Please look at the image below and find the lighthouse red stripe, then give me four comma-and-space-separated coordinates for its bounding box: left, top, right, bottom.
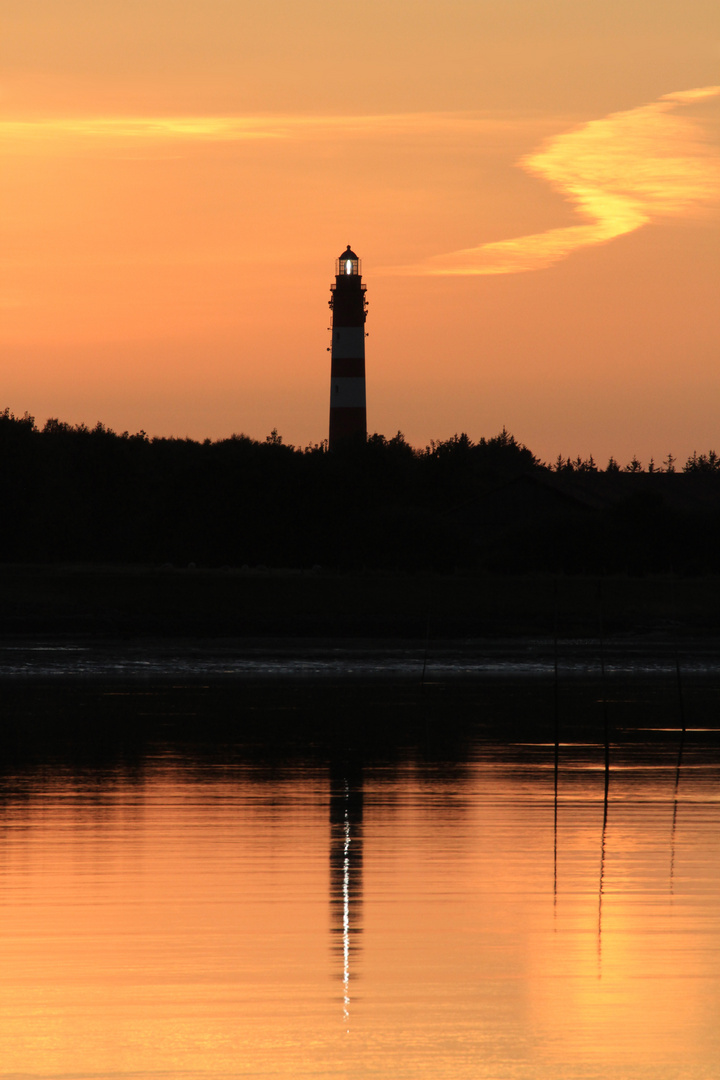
329, 408, 367, 446
330, 357, 365, 377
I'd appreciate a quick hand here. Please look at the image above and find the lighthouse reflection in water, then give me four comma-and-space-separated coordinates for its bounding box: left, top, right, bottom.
329, 758, 364, 1024
3, 682, 720, 1080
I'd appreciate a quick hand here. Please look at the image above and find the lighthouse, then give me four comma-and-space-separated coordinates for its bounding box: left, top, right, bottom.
328, 245, 367, 451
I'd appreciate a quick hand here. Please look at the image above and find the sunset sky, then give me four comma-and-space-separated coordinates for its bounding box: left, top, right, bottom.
3, 1, 719, 464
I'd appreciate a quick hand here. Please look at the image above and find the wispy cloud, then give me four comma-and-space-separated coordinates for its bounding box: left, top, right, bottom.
0, 111, 537, 151
384, 86, 720, 276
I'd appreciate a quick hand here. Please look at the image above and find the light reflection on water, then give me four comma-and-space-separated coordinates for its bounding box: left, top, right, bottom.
0, 691, 719, 1078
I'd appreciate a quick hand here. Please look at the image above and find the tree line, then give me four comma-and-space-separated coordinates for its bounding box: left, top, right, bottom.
1, 408, 719, 572
551, 451, 720, 473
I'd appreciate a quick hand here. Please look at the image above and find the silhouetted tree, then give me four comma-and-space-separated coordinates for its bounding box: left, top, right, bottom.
684, 449, 720, 472
3, 406, 720, 573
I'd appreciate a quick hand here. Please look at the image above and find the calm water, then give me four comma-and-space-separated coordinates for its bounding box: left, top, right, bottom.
1, 678, 719, 1079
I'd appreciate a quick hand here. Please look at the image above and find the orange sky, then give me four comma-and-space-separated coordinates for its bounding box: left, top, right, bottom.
2, 1, 719, 464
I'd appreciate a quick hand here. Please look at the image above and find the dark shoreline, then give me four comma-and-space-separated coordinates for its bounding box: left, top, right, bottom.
3, 633, 720, 680
4, 564, 720, 640
4, 563, 720, 757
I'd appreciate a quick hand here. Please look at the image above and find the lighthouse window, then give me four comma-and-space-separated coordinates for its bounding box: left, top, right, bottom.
345, 259, 353, 275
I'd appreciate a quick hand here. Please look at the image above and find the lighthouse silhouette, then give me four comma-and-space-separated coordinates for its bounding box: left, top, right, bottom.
328, 245, 367, 451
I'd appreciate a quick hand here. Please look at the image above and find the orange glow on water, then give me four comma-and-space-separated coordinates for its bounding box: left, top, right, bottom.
1, 755, 720, 1078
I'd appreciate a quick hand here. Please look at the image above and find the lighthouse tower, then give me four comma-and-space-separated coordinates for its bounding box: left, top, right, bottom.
328, 245, 367, 451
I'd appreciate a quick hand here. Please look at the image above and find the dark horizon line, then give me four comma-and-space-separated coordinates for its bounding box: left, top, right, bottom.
3, 406, 719, 475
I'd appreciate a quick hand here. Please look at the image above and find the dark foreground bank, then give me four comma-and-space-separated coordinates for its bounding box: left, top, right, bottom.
3, 564, 720, 639
3, 410, 720, 573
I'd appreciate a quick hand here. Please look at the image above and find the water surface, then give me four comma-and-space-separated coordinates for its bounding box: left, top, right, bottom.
0, 686, 718, 1079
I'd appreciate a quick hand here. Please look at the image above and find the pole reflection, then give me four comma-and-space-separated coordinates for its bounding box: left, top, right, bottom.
597, 751, 610, 976
329, 757, 364, 1023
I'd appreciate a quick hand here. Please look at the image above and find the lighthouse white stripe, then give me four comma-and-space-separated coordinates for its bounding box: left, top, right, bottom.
330, 378, 366, 408
331, 327, 365, 358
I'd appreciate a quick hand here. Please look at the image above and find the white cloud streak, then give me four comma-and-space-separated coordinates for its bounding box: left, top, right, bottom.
385, 86, 720, 276
0, 111, 535, 149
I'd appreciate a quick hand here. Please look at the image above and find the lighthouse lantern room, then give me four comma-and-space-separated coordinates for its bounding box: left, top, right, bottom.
328, 245, 367, 451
